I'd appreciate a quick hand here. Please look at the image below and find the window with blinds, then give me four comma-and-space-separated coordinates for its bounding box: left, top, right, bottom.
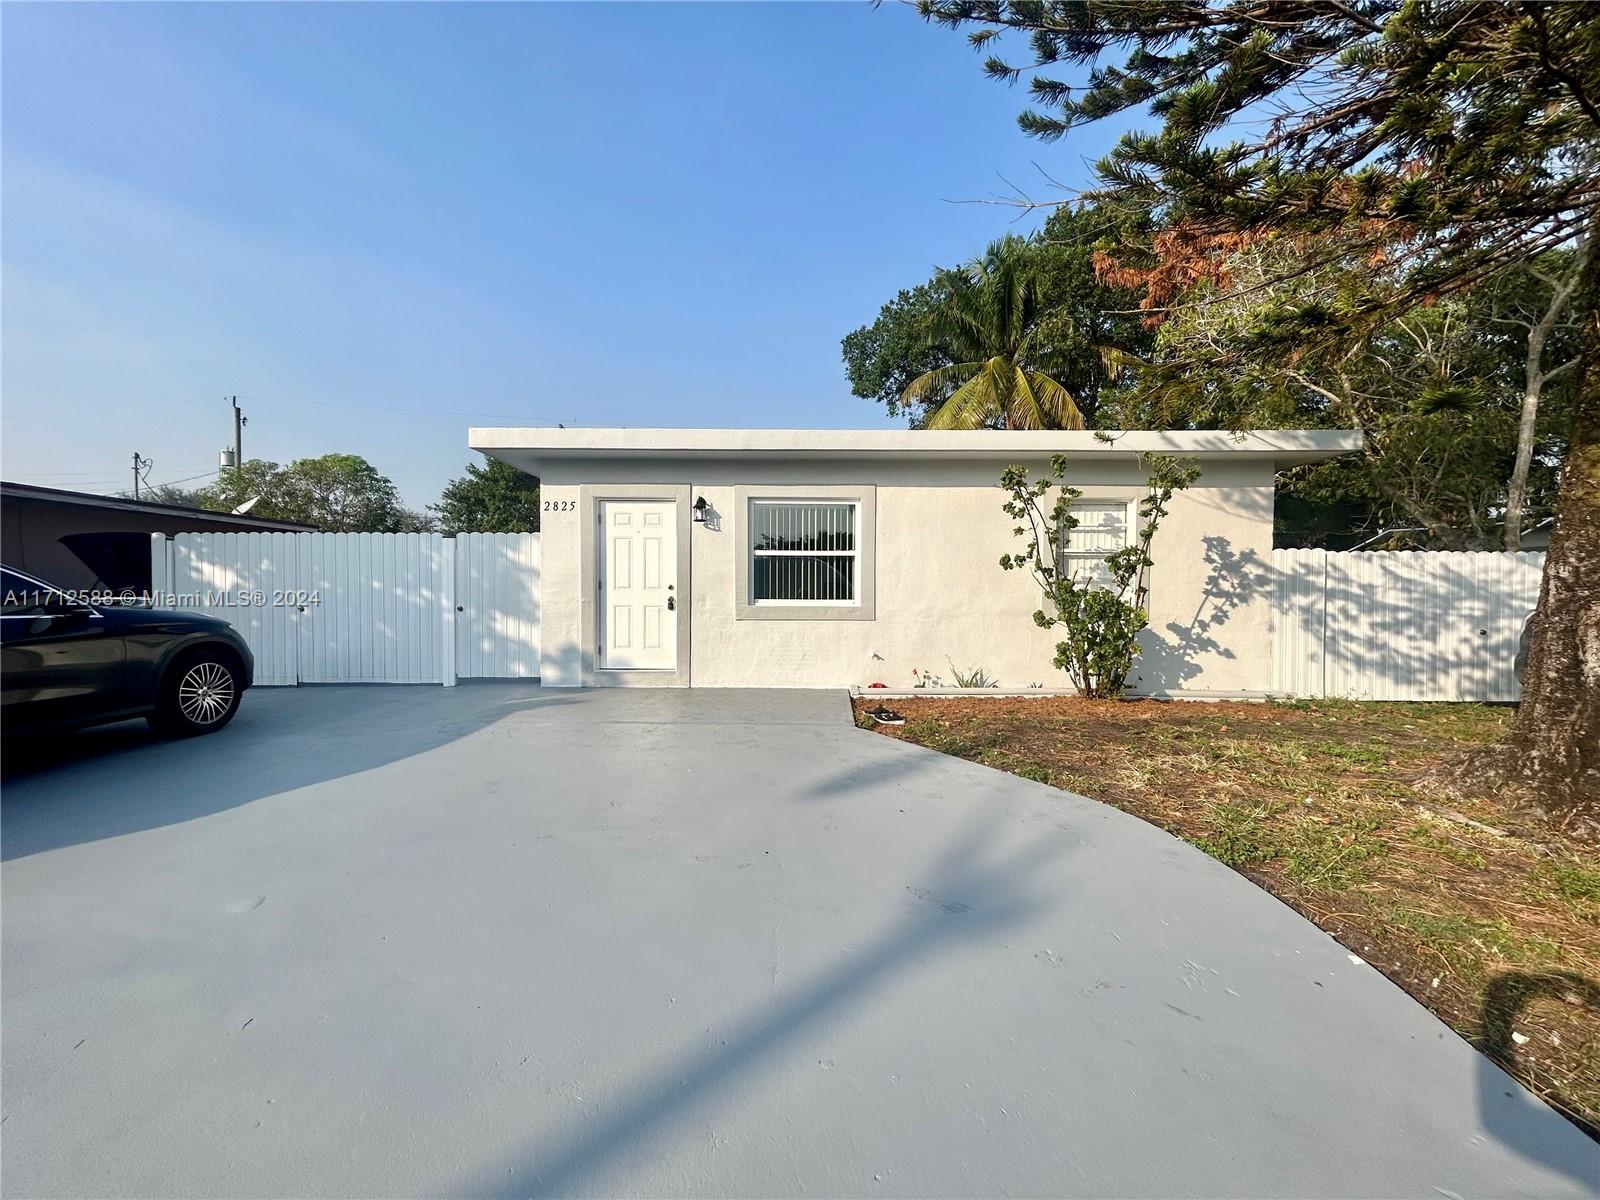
750, 500, 858, 603
1059, 501, 1132, 589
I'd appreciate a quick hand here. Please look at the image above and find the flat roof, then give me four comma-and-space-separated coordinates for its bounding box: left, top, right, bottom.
0, 481, 316, 530
470, 427, 1361, 469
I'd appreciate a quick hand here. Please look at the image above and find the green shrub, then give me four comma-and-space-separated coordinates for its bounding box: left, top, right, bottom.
1000, 453, 1198, 697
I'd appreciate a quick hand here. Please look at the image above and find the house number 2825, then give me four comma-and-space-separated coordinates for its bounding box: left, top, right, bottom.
542, 500, 575, 513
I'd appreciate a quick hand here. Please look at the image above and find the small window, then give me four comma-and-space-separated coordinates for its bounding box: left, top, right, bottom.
750, 500, 858, 604
1, 569, 68, 617
1059, 501, 1132, 590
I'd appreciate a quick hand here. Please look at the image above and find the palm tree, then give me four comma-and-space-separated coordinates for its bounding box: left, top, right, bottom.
901, 235, 1086, 430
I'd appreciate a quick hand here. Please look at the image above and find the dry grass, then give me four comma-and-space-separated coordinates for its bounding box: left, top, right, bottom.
855, 695, 1600, 1136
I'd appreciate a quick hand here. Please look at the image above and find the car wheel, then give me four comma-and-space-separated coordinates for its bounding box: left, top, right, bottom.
154, 651, 243, 736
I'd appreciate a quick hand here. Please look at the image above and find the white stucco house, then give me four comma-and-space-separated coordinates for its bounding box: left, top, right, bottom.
470, 427, 1360, 693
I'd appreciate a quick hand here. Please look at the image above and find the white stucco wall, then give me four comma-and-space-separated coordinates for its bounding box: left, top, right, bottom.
530, 454, 1278, 693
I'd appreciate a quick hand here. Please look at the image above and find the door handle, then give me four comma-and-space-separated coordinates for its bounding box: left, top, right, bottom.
667, 595, 676, 611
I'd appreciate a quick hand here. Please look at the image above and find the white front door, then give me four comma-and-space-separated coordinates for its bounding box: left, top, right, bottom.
600, 500, 677, 670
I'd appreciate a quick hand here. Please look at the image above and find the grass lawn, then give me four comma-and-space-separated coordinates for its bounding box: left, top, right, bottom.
854, 695, 1600, 1136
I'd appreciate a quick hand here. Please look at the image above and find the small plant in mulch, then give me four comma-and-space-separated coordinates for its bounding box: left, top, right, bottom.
947, 659, 999, 689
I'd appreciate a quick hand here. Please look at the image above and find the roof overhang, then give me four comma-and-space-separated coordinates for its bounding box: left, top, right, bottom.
470, 427, 1362, 473
0, 481, 316, 530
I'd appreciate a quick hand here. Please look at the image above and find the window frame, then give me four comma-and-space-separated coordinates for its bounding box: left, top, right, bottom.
0, 568, 99, 620
1057, 498, 1140, 592
733, 484, 876, 623
748, 498, 861, 608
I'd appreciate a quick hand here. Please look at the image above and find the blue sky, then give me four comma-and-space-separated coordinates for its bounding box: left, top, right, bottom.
2, 2, 1117, 507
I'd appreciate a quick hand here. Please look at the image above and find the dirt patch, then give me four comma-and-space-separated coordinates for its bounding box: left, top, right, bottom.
855, 694, 1600, 1137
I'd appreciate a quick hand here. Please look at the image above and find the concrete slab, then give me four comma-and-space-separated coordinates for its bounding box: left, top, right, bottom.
2, 685, 1595, 1198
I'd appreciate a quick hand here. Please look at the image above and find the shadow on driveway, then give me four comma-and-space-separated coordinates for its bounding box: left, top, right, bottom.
465, 809, 1066, 1197
1, 683, 569, 861
1478, 971, 1600, 1180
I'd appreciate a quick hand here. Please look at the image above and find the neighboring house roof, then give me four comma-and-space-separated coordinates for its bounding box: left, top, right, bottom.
0, 481, 316, 531
471, 427, 1362, 471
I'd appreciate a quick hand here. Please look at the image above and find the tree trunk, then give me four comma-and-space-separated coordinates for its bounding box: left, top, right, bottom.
1504, 239, 1586, 551
1503, 329, 1546, 552
1458, 210, 1600, 832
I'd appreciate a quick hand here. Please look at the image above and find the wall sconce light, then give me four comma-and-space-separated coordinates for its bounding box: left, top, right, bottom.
692, 496, 709, 523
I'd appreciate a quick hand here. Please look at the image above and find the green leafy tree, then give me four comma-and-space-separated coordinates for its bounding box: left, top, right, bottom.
924, 0, 1600, 822
195, 454, 412, 531
901, 234, 1085, 429
394, 507, 440, 534
278, 454, 409, 532
194, 459, 283, 517
843, 208, 1149, 427
842, 281, 952, 422
1001, 453, 1198, 696
1482, 245, 1589, 549
1280, 398, 1526, 549
1028, 204, 1154, 423
1122, 244, 1573, 548
431, 457, 541, 534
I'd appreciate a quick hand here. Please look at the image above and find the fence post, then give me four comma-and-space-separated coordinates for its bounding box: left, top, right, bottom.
442, 536, 457, 687
1318, 549, 1329, 698
149, 533, 168, 601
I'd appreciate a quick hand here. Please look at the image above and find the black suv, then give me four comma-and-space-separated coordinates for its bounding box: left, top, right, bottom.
1, 567, 253, 736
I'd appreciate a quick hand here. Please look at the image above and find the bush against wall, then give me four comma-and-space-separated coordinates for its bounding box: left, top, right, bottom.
1000, 454, 1198, 697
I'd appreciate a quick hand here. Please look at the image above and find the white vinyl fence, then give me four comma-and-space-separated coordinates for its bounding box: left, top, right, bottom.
151, 532, 539, 686
154, 535, 1536, 700
1271, 550, 1544, 702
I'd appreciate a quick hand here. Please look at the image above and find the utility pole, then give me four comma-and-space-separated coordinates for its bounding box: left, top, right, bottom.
131, 452, 152, 499
229, 396, 247, 478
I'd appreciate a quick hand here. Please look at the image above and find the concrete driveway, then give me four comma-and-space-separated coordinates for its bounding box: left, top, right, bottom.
2, 686, 1594, 1198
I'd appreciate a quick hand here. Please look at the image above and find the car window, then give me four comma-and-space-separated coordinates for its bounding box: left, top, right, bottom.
1, 569, 72, 617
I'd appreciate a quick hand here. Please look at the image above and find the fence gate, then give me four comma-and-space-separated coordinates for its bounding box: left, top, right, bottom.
151, 531, 540, 686
1271, 549, 1544, 702
454, 532, 541, 679
294, 533, 451, 684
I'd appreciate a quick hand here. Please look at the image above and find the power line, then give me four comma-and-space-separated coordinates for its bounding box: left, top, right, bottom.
8, 467, 218, 478
272, 398, 571, 421
3, 468, 222, 496
159, 468, 223, 487
3, 398, 214, 419
6, 395, 574, 422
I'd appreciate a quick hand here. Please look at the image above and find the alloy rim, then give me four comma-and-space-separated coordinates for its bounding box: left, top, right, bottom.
177, 661, 234, 724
